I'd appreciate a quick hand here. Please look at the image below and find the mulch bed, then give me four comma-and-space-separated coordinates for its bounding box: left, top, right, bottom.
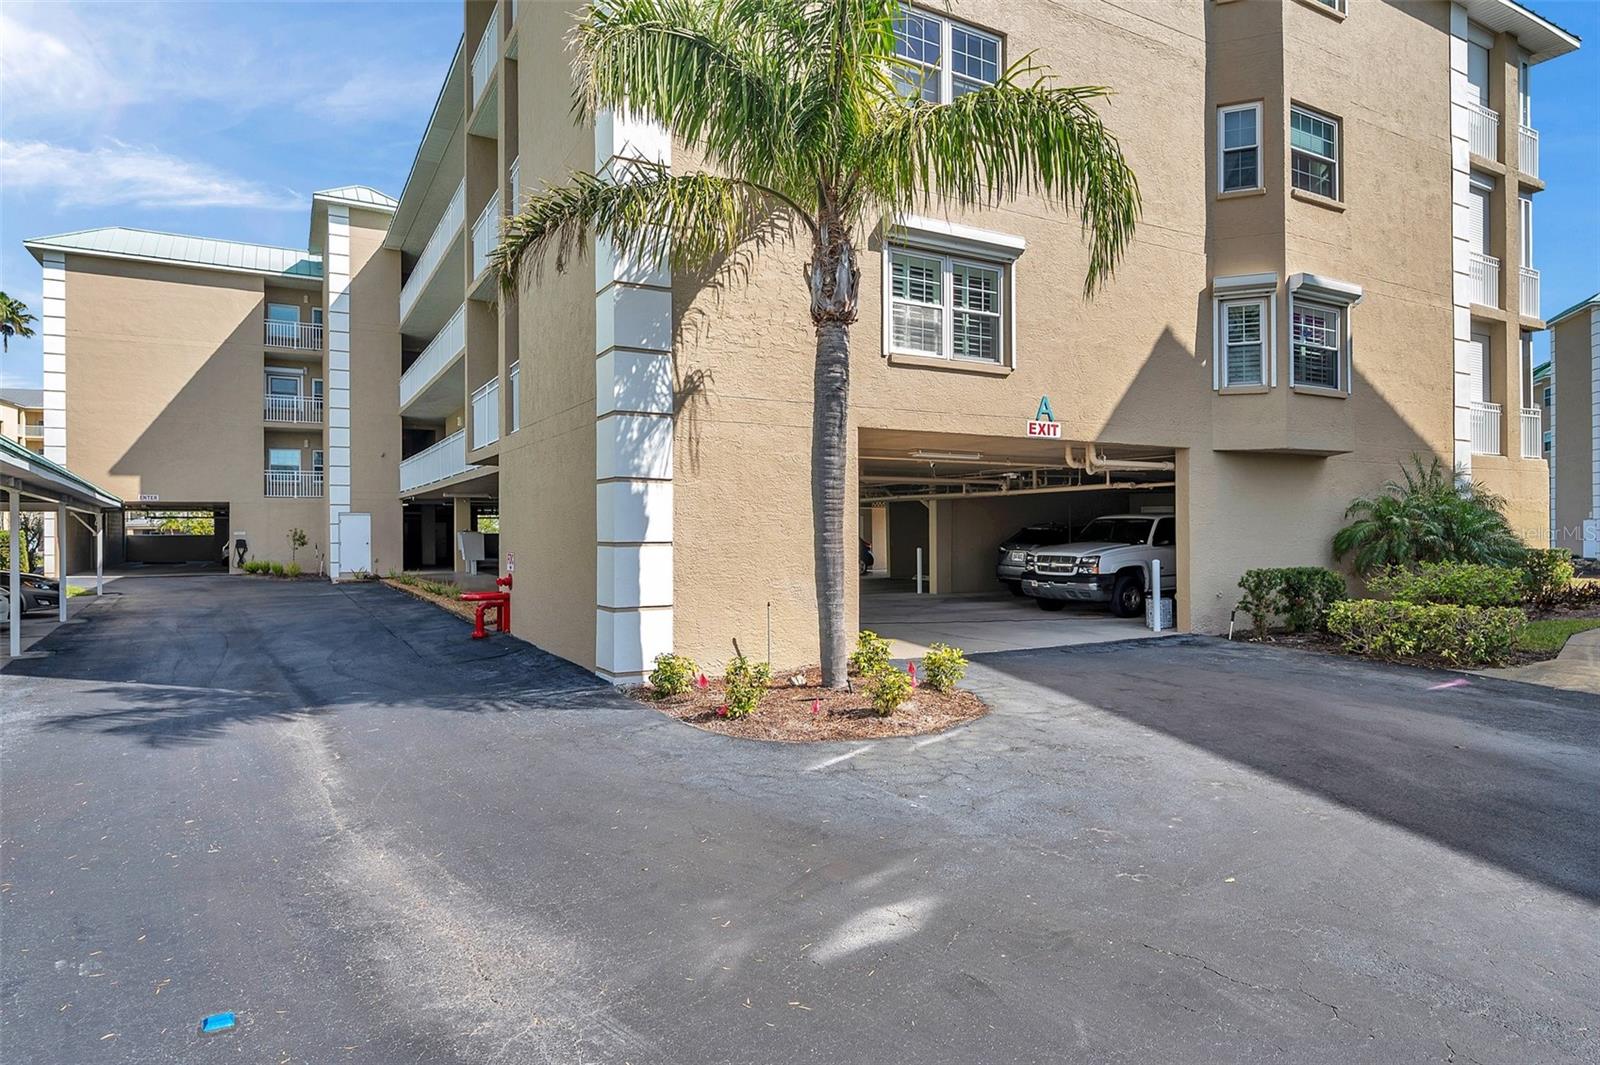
380, 577, 478, 621
632, 665, 989, 743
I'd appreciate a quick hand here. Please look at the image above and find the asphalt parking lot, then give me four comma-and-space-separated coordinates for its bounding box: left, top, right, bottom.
3, 575, 1596, 1064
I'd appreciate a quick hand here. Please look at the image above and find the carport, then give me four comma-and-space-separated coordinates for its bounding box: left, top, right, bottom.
1, 436, 120, 658
858, 428, 1177, 654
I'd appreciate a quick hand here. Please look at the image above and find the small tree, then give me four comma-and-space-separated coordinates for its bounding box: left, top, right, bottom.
0, 292, 37, 352
287, 527, 308, 563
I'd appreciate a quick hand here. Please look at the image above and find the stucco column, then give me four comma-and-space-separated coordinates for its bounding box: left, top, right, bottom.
926, 499, 955, 595
868, 506, 889, 575
453, 497, 472, 574
56, 504, 68, 622
325, 205, 353, 579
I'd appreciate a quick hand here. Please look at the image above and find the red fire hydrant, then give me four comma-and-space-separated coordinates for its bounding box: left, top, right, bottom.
461, 574, 513, 640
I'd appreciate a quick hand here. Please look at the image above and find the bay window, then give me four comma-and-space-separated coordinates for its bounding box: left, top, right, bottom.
1290, 105, 1340, 199
1220, 299, 1267, 386
1290, 303, 1341, 389
1218, 102, 1262, 193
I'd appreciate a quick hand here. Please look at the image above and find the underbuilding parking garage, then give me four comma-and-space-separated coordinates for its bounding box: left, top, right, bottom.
857, 429, 1179, 656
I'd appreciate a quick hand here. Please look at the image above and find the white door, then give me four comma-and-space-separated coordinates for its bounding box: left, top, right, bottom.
339, 512, 372, 576
1467, 183, 1491, 255
1467, 40, 1490, 107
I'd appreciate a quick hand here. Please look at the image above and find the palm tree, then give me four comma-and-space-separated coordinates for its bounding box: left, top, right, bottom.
494, 0, 1140, 686
1333, 456, 1525, 575
0, 293, 37, 353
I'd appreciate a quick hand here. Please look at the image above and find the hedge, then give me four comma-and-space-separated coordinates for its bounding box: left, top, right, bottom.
1367, 562, 1521, 608
1326, 600, 1525, 667
1237, 567, 1347, 638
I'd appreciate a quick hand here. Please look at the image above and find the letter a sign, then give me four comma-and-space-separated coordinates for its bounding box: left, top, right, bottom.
1026, 395, 1061, 438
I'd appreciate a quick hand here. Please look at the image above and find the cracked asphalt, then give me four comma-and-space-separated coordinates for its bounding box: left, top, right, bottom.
2, 574, 1597, 1064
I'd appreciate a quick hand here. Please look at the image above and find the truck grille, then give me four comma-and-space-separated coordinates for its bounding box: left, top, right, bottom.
1030, 553, 1078, 576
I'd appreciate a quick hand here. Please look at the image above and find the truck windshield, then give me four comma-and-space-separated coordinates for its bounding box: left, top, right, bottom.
1077, 518, 1152, 545
1009, 525, 1068, 545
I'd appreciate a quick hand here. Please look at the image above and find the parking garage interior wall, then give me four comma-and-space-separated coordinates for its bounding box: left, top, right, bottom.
885, 502, 928, 580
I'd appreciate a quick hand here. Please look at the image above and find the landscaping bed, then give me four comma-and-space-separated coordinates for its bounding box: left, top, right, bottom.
381, 575, 477, 621
633, 664, 988, 743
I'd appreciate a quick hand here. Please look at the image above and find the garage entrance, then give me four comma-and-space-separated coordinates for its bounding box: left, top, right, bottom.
120, 505, 228, 567
858, 428, 1178, 656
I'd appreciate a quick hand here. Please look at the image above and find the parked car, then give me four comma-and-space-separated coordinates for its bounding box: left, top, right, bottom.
1021, 514, 1176, 617
994, 523, 1073, 595
859, 538, 875, 576
11, 574, 62, 615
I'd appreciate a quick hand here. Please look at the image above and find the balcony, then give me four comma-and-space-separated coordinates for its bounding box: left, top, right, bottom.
400, 429, 478, 493
264, 469, 324, 498
1469, 400, 1502, 455
508, 360, 521, 433
265, 319, 323, 351
400, 304, 466, 412
471, 377, 500, 449
1469, 252, 1499, 309
1465, 101, 1499, 161
1519, 266, 1540, 318
1520, 408, 1542, 459
263, 394, 324, 424
1519, 125, 1539, 179
399, 180, 466, 327
21, 422, 43, 440
471, 6, 500, 104
471, 191, 501, 282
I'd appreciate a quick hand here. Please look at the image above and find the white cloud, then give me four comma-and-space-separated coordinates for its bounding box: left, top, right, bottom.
0, 10, 126, 117
0, 140, 302, 211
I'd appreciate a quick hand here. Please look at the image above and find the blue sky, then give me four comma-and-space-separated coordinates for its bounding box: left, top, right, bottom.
2, 0, 1597, 387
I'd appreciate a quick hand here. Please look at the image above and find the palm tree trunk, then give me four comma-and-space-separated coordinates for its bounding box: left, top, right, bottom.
812, 317, 851, 687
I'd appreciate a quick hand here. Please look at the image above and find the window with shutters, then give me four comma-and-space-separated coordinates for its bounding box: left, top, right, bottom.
1219, 298, 1268, 387
888, 247, 1007, 364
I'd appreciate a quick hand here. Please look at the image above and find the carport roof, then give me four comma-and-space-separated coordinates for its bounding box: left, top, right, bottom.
0, 436, 122, 512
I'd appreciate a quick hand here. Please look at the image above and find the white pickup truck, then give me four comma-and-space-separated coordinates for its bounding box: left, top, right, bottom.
1021, 513, 1176, 617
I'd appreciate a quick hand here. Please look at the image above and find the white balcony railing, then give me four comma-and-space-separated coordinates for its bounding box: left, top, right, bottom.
1519, 266, 1540, 318
1470, 400, 1502, 456
471, 377, 501, 449
471, 191, 501, 280
1469, 252, 1500, 309
400, 429, 476, 493
263, 394, 324, 424
1520, 408, 1542, 459
508, 361, 521, 433
1466, 101, 1499, 161
264, 319, 323, 350
472, 6, 500, 103
399, 180, 466, 323
264, 469, 324, 498
399, 304, 466, 410
1519, 125, 1539, 179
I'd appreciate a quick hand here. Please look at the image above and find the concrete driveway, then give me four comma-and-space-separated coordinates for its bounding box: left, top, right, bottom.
3, 576, 1596, 1064
860, 578, 1153, 657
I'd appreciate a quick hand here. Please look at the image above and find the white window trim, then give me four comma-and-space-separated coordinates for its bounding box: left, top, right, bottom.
1217, 101, 1263, 193
1218, 297, 1270, 388
265, 302, 300, 323
1290, 104, 1341, 201
896, 7, 1002, 104
1211, 273, 1278, 390
883, 216, 1025, 369
267, 448, 303, 470
1287, 273, 1364, 395
265, 369, 304, 397
1520, 195, 1534, 269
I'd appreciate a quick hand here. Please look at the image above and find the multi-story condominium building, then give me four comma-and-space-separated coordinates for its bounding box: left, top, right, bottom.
25, 0, 1579, 684
380, 0, 1572, 680
1546, 293, 1599, 558
23, 188, 403, 574
0, 389, 45, 455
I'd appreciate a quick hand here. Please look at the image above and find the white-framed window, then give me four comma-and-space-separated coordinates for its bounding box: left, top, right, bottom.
1543, 385, 1552, 406
887, 248, 1006, 363
266, 373, 301, 398
1313, 0, 1347, 11
1290, 105, 1340, 199
266, 303, 299, 324
1520, 195, 1534, 268
311, 307, 324, 327
893, 8, 1001, 103
1218, 102, 1262, 193
312, 377, 324, 402
1291, 302, 1342, 390
1519, 60, 1532, 126
267, 448, 301, 471
1219, 298, 1268, 386
311, 449, 325, 473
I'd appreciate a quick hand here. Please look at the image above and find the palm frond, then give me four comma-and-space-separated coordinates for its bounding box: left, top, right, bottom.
493, 158, 804, 289
858, 59, 1141, 295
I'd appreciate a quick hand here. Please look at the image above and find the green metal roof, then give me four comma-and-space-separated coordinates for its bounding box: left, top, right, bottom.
0, 435, 122, 510
1545, 292, 1600, 328
24, 227, 322, 279
313, 186, 399, 211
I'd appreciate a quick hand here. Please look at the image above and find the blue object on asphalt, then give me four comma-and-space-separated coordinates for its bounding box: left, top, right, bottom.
199, 1012, 237, 1035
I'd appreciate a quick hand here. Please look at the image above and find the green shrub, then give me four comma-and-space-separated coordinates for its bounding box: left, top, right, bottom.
242, 559, 268, 574
848, 630, 892, 677
1333, 456, 1525, 575
723, 653, 772, 718
1367, 562, 1521, 608
269, 561, 285, 577
1327, 599, 1525, 666
648, 652, 697, 697
1520, 549, 1574, 610
921, 643, 968, 693
867, 666, 914, 717
1236, 567, 1347, 636
284, 562, 302, 579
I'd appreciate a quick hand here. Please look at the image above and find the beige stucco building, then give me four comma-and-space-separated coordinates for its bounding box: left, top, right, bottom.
0, 389, 46, 456
25, 0, 1579, 682
1545, 293, 1599, 558
24, 188, 403, 575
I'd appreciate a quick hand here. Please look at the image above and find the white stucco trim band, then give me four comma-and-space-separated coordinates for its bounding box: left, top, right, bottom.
326, 206, 354, 578
1449, 5, 1477, 477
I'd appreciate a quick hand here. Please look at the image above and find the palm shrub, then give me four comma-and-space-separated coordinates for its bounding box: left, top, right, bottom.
492, 0, 1140, 687
1332, 456, 1524, 575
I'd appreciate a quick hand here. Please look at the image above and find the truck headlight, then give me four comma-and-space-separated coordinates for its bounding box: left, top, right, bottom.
1078, 555, 1100, 574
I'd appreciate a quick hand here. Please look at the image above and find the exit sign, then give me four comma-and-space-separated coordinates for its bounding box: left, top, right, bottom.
1026, 420, 1061, 438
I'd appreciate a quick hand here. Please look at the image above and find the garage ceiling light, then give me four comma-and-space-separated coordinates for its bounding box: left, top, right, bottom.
909, 450, 983, 461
